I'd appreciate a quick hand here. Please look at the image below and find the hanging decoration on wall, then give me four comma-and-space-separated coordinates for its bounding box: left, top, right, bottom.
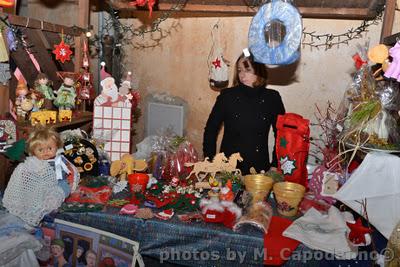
129, 0, 156, 18
248, 0, 302, 65
0, 0, 14, 7
208, 21, 229, 90
76, 39, 94, 103
52, 30, 73, 63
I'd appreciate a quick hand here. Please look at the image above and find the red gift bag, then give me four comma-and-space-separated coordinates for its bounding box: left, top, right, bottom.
276, 113, 310, 187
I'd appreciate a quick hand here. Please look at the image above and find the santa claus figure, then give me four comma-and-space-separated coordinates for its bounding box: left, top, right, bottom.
94, 62, 125, 107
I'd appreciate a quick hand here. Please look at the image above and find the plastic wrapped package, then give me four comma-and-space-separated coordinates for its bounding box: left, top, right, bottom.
337, 45, 400, 150
135, 134, 198, 181
161, 137, 198, 181
233, 201, 273, 233
336, 43, 376, 131
378, 80, 400, 110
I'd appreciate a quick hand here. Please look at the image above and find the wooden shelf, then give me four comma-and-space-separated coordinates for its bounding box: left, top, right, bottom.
17, 111, 93, 138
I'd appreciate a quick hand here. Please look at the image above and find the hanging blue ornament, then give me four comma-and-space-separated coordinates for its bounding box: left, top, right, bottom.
6, 27, 18, 51
248, 0, 302, 65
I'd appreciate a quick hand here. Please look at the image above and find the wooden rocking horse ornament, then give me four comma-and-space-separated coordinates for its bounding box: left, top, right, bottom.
185, 152, 243, 182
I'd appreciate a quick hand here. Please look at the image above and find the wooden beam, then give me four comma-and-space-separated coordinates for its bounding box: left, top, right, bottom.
10, 47, 40, 87
0, 12, 84, 36
25, 29, 60, 85
75, 0, 90, 72
106, 0, 381, 19
383, 32, 400, 46
380, 0, 396, 42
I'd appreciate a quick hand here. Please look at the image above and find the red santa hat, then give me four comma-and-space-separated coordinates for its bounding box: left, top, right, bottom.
100, 62, 112, 81
200, 198, 242, 228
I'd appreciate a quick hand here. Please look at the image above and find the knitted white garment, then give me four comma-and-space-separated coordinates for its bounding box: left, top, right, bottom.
3, 156, 65, 226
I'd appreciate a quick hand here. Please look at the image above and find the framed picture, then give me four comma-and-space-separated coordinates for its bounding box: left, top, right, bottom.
52, 219, 143, 267
59, 230, 92, 266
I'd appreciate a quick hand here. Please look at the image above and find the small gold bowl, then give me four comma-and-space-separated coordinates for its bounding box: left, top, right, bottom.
244, 174, 274, 203
273, 182, 305, 217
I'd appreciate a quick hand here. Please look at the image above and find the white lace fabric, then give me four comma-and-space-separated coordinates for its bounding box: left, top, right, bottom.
3, 157, 65, 226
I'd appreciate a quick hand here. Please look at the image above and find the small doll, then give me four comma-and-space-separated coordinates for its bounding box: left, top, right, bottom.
27, 89, 45, 112
15, 79, 30, 119
27, 126, 79, 197
34, 72, 55, 109
54, 75, 77, 110
2, 126, 79, 226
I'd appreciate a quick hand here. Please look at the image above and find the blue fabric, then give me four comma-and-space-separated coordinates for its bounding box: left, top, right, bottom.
48, 159, 71, 197
55, 211, 386, 267
58, 179, 71, 197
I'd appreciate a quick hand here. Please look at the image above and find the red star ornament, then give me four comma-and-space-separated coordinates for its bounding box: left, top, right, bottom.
212, 57, 222, 69
346, 218, 373, 246
53, 40, 73, 63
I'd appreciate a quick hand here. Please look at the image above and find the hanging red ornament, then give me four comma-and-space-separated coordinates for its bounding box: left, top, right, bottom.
0, 0, 14, 7
53, 31, 73, 63
129, 0, 155, 18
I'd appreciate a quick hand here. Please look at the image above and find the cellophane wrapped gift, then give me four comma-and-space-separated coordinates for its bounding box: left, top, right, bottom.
160, 136, 198, 182
337, 44, 400, 151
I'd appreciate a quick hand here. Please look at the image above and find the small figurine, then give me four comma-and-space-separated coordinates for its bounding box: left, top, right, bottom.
185, 152, 243, 182
110, 153, 147, 181
219, 179, 235, 202
54, 73, 77, 110
34, 73, 55, 109
15, 79, 30, 120
94, 62, 125, 107
28, 89, 45, 112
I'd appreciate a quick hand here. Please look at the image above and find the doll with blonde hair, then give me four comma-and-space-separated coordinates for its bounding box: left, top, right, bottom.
27, 126, 78, 196
3, 126, 79, 226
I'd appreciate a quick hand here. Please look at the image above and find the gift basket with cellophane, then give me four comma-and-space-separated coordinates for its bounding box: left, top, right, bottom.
337, 43, 400, 152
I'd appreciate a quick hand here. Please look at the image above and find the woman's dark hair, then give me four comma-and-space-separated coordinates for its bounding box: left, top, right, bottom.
232, 52, 268, 87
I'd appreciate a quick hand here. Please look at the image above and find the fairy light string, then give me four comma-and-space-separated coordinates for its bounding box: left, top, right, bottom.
302, 5, 385, 50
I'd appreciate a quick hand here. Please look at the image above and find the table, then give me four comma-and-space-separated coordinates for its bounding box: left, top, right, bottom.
55, 210, 387, 267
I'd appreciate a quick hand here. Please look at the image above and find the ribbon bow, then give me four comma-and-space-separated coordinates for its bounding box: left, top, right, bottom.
352, 53, 368, 70
54, 155, 70, 181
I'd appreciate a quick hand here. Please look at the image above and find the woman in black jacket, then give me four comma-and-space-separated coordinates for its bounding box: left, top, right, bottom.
203, 51, 285, 174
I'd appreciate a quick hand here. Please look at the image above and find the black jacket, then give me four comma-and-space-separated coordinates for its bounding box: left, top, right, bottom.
203, 83, 285, 174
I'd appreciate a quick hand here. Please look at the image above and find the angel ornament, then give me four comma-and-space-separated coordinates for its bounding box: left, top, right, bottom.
54, 74, 77, 110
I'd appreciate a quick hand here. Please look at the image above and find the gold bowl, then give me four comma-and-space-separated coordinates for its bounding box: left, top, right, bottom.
244, 174, 274, 203
273, 182, 305, 217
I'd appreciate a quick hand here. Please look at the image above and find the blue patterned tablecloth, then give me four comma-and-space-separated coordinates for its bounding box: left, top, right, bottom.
56, 210, 386, 267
